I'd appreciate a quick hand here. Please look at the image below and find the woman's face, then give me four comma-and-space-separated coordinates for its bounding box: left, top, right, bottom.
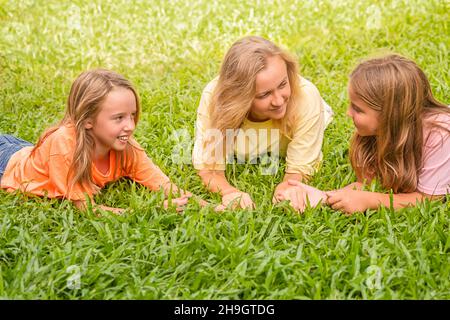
249, 55, 291, 122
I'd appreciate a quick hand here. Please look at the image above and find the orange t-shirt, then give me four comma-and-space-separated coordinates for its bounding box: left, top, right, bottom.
0, 124, 170, 201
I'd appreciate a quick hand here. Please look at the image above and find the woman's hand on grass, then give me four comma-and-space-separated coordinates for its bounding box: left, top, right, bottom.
285, 180, 328, 208
273, 180, 307, 212
222, 191, 255, 210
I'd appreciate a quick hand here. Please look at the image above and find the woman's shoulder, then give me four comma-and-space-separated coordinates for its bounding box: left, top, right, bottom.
298, 76, 320, 93
296, 75, 323, 107
294, 75, 324, 116
197, 76, 219, 115
203, 76, 219, 95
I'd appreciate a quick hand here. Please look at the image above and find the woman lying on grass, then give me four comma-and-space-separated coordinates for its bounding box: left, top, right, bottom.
0, 69, 220, 214
292, 54, 450, 214
192, 36, 333, 212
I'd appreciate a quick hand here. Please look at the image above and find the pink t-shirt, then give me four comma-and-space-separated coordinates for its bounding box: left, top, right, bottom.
417, 113, 450, 195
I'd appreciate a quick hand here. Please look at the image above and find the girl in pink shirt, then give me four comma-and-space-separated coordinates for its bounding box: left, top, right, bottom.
290, 54, 449, 214
1, 69, 220, 214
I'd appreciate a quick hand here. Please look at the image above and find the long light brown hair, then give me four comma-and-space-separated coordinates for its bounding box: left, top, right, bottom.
209, 36, 301, 139
349, 54, 449, 193
32, 69, 140, 196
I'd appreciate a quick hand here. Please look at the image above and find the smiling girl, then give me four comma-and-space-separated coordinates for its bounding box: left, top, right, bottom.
0, 69, 207, 214
291, 54, 450, 214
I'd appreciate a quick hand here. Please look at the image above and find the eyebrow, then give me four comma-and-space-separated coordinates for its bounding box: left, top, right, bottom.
351, 102, 363, 111
256, 77, 288, 96
111, 111, 136, 117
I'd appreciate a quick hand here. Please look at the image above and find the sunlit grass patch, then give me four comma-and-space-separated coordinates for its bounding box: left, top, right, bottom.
0, 0, 448, 299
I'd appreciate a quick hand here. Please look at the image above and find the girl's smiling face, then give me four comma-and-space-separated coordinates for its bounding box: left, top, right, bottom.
249, 55, 291, 122
347, 85, 380, 136
87, 87, 137, 157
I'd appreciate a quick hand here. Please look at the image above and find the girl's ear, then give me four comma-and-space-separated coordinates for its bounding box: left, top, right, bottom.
84, 119, 94, 129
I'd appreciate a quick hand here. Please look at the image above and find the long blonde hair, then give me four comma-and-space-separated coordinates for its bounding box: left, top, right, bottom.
349, 54, 449, 193
32, 69, 140, 196
209, 36, 301, 139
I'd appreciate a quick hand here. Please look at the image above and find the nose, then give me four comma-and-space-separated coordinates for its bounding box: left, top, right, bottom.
272, 90, 284, 107
124, 116, 135, 132
346, 106, 352, 118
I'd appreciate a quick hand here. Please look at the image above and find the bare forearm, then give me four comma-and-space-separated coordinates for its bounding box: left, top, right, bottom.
365, 191, 428, 210
198, 170, 238, 195
326, 187, 439, 214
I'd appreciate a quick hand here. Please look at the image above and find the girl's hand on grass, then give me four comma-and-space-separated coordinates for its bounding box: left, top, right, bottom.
162, 185, 193, 213
222, 191, 255, 210
162, 182, 193, 198
96, 205, 126, 215
178, 189, 193, 198
171, 188, 193, 199
340, 182, 365, 191
73, 200, 125, 216
325, 189, 371, 214
164, 194, 190, 212
213, 204, 227, 212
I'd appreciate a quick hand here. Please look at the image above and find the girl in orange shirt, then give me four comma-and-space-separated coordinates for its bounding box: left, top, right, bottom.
0, 69, 219, 214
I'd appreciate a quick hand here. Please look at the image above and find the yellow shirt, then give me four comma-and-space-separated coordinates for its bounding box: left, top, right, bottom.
192, 76, 333, 176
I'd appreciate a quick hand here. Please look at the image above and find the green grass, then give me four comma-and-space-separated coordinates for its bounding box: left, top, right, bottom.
0, 0, 449, 299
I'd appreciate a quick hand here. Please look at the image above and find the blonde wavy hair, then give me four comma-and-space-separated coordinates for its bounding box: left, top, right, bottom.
32, 69, 140, 196
209, 36, 301, 140
349, 54, 449, 193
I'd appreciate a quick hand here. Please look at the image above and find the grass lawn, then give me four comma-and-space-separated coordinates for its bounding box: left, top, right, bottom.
0, 0, 449, 299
